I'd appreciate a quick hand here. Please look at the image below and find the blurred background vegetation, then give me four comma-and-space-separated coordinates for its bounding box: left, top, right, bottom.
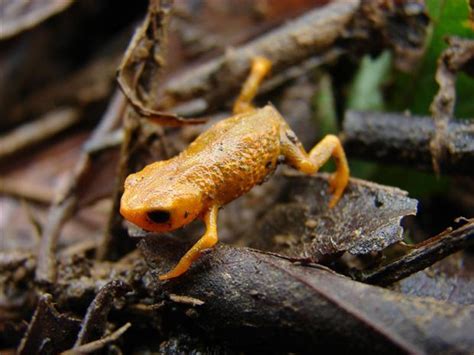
316, 0, 473, 220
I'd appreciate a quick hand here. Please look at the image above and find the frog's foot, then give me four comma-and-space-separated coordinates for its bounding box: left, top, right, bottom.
159, 239, 218, 281
159, 206, 219, 281
159, 254, 197, 280
281, 133, 349, 208
233, 56, 272, 114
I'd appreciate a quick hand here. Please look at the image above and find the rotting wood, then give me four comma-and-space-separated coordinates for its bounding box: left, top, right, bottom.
139, 238, 474, 354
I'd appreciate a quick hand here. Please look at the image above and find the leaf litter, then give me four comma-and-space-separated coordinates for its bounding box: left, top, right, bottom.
2, 0, 473, 353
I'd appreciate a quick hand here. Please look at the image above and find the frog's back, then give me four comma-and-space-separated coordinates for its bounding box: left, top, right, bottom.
179, 105, 284, 206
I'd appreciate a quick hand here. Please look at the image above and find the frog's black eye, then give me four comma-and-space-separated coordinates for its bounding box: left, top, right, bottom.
147, 210, 171, 224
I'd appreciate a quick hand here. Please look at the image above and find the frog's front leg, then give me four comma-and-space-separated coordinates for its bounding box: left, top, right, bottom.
159, 205, 219, 280
281, 132, 349, 208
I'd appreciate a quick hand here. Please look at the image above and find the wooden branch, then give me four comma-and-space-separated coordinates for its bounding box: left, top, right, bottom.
160, 0, 359, 110
342, 111, 474, 175
353, 219, 474, 286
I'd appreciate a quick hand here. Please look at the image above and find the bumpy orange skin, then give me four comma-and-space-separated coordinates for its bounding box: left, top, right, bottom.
121, 102, 349, 280
120, 105, 284, 232
121, 55, 349, 280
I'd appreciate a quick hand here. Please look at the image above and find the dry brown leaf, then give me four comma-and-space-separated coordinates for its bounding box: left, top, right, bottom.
248, 174, 417, 261
17, 294, 80, 355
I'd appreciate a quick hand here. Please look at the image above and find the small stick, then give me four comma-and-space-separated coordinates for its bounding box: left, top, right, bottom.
429, 37, 474, 173
0, 107, 80, 160
343, 111, 474, 175
74, 280, 131, 347
354, 219, 474, 286
61, 323, 131, 355
0, 178, 54, 204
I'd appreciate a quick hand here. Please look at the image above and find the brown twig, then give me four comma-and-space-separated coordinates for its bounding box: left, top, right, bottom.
35, 196, 77, 285
342, 111, 474, 175
429, 37, 474, 174
59, 240, 98, 258
62, 323, 131, 355
74, 280, 131, 347
117, 0, 180, 122
168, 294, 204, 306
0, 107, 80, 160
95, 109, 142, 261
353, 219, 474, 286
35, 91, 126, 284
0, 178, 54, 204
0, 0, 75, 40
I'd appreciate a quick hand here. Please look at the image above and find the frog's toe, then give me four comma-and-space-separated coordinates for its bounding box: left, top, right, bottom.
159, 265, 188, 280
327, 174, 346, 208
159, 270, 181, 281
328, 190, 343, 208
328, 173, 338, 193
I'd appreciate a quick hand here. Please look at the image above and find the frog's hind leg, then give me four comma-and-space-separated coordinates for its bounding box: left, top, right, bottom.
159, 205, 219, 280
281, 132, 349, 208
233, 56, 272, 114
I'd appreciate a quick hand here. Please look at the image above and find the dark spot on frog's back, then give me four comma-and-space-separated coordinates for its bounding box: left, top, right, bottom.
374, 196, 384, 208
184, 211, 189, 218
286, 130, 299, 144
147, 210, 171, 224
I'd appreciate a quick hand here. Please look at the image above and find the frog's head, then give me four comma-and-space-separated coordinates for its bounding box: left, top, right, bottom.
120, 162, 203, 233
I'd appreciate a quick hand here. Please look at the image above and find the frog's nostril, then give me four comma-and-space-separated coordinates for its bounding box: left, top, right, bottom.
147, 210, 171, 224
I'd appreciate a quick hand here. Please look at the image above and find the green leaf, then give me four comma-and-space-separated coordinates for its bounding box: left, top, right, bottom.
347, 51, 392, 111
390, 0, 474, 117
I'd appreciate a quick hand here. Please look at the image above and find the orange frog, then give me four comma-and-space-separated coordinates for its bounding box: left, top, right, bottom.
120, 57, 349, 280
